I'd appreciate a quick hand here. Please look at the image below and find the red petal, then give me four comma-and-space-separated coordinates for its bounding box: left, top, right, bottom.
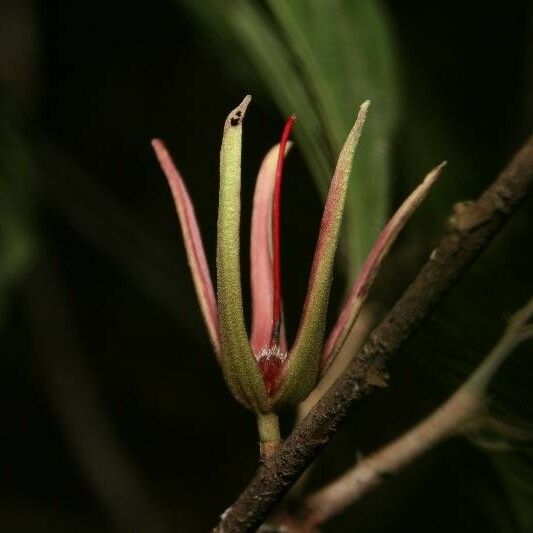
271, 116, 297, 346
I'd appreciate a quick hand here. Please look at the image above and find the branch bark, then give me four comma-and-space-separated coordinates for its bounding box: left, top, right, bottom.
213, 134, 533, 533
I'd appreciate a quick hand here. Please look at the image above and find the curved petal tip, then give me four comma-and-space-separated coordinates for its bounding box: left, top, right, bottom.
224, 95, 252, 131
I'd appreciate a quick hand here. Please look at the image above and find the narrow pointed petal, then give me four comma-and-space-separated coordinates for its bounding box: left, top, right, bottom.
250, 142, 291, 355
271, 116, 297, 346
217, 95, 270, 411
151, 139, 220, 356
321, 161, 447, 374
273, 101, 370, 407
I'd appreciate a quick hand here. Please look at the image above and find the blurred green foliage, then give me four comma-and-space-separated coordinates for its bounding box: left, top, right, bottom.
180, 0, 398, 275
0, 94, 35, 326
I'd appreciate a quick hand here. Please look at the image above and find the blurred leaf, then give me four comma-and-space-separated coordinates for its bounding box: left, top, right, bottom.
266, 0, 398, 272
35, 141, 205, 339
178, 0, 399, 277
490, 450, 533, 531
0, 93, 36, 325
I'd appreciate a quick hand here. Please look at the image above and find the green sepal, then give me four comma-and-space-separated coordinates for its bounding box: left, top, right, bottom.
217, 96, 271, 413
273, 101, 370, 408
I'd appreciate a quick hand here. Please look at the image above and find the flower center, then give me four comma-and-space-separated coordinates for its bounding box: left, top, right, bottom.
257, 346, 288, 397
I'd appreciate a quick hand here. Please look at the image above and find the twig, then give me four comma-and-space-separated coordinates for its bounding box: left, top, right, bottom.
213, 135, 533, 533
280, 297, 533, 531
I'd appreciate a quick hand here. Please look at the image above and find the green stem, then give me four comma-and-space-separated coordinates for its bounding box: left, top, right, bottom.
257, 412, 281, 459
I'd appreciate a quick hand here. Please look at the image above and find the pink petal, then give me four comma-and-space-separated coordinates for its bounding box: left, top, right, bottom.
321, 161, 447, 373
250, 142, 291, 356
151, 139, 220, 357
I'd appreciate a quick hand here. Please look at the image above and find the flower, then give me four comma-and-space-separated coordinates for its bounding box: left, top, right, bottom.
152, 96, 444, 455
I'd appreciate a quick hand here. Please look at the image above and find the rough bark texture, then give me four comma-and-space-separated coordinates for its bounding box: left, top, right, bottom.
213, 135, 533, 533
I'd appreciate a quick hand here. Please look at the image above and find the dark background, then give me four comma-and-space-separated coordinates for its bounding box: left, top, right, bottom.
1, 1, 532, 531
